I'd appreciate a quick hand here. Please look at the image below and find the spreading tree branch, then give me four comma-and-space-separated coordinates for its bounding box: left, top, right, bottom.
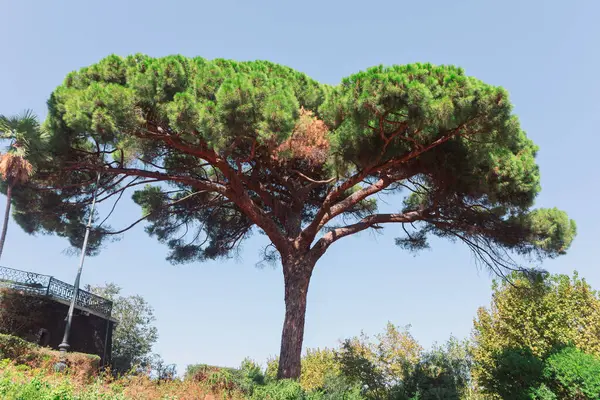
309, 209, 427, 260
131, 128, 292, 254
300, 118, 482, 246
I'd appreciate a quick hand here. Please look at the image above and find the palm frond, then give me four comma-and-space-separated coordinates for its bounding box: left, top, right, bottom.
0, 110, 48, 161
0, 110, 48, 184
0, 110, 39, 135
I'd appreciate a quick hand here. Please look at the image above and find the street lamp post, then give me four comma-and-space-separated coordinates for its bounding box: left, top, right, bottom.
55, 171, 101, 371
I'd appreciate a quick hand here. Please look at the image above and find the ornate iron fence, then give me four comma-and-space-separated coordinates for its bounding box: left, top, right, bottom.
0, 265, 112, 318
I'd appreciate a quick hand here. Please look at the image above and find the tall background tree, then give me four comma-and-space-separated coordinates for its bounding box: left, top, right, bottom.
336, 323, 422, 399
14, 55, 575, 378
404, 337, 473, 400
0, 111, 47, 260
472, 271, 600, 398
86, 283, 159, 374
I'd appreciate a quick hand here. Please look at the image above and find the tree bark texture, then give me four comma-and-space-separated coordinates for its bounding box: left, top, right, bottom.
277, 257, 315, 379
0, 184, 13, 261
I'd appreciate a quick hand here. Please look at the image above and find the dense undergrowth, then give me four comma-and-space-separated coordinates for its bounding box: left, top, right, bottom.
0, 357, 354, 400
4, 271, 600, 399
3, 331, 600, 399
0, 334, 355, 399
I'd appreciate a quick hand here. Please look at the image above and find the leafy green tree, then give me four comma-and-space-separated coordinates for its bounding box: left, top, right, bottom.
19, 55, 575, 378
405, 337, 473, 400
240, 357, 266, 386
86, 283, 158, 374
0, 110, 48, 260
265, 356, 280, 383
336, 323, 422, 399
486, 347, 545, 400
299, 348, 341, 391
472, 272, 600, 397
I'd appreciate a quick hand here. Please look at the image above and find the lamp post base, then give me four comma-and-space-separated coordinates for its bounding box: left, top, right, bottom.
54, 361, 68, 372
54, 342, 70, 372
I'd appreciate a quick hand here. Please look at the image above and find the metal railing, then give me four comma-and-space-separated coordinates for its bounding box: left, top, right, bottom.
0, 265, 112, 318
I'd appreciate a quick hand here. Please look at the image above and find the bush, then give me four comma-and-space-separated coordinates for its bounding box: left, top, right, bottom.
480, 346, 600, 399
185, 363, 237, 381
543, 347, 600, 399
251, 379, 307, 400
185, 364, 242, 393
0, 333, 100, 379
319, 373, 365, 400
265, 356, 279, 382
487, 347, 545, 400
240, 357, 265, 385
0, 289, 48, 341
530, 384, 558, 400
300, 348, 340, 391
184, 359, 267, 396
0, 333, 36, 363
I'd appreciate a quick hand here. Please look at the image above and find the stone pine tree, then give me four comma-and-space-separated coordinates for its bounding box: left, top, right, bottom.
15, 55, 575, 379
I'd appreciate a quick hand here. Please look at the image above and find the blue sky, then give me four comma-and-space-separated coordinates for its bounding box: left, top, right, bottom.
1, 0, 599, 372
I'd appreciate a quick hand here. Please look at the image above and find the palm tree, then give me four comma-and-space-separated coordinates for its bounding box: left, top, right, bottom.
0, 110, 48, 260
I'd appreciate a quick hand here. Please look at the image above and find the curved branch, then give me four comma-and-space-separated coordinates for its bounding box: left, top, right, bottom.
100, 190, 219, 235
309, 209, 427, 260
84, 165, 228, 195
292, 170, 335, 185
97, 180, 130, 229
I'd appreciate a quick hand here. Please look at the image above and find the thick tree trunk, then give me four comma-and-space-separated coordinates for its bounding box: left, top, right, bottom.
277, 256, 315, 380
0, 185, 12, 261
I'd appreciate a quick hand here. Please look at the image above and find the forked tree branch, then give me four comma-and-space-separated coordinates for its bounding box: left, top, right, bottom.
300, 118, 482, 246
314, 171, 413, 233
309, 209, 427, 260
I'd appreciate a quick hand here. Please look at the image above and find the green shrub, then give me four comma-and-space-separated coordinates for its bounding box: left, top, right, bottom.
240, 357, 265, 385
530, 384, 557, 400
185, 363, 238, 380
319, 373, 365, 400
0, 333, 37, 363
301, 348, 340, 391
265, 356, 279, 382
486, 347, 545, 400
543, 347, 600, 399
251, 379, 307, 400
185, 360, 266, 395
480, 346, 600, 399
0, 333, 101, 383
206, 368, 238, 392
0, 289, 48, 341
